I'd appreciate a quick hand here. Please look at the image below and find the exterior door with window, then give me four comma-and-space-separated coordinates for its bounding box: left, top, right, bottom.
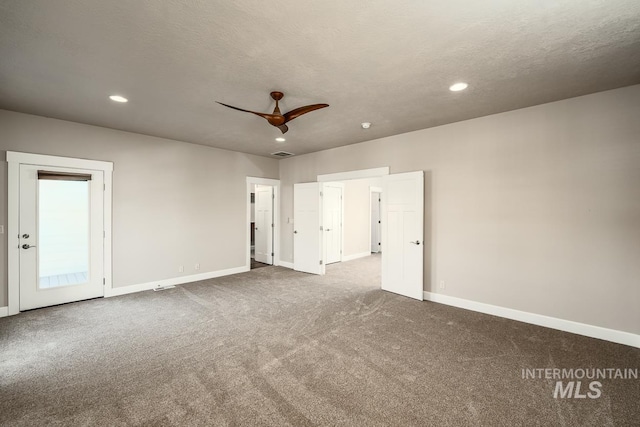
19, 165, 104, 310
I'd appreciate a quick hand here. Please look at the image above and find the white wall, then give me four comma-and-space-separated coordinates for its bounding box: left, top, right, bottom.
0, 110, 279, 306
279, 85, 640, 335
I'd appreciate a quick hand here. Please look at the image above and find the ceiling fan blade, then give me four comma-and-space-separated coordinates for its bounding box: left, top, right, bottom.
283, 103, 329, 123
277, 124, 289, 134
216, 101, 278, 121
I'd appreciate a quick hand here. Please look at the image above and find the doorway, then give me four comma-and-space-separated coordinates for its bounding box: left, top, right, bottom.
7, 152, 113, 315
294, 167, 424, 301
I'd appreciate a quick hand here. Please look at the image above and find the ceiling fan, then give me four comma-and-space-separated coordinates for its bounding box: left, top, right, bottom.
217, 91, 329, 134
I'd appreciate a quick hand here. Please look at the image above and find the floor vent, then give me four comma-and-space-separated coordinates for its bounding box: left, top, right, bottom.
271, 151, 294, 157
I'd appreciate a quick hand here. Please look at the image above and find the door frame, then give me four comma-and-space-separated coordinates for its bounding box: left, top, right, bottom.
246, 177, 280, 268
7, 151, 113, 316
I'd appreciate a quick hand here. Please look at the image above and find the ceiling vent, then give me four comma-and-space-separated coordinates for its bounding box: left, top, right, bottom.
271, 151, 295, 157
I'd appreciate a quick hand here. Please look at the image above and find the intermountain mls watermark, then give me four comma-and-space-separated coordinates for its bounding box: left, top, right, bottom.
522, 368, 638, 399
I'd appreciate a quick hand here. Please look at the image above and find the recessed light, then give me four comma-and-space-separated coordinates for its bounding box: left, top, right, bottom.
109, 95, 128, 103
361, 122, 371, 129
275, 137, 286, 142
449, 82, 468, 92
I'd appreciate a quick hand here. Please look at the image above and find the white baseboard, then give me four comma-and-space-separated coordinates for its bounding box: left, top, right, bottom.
105, 266, 249, 298
423, 292, 640, 349
0, 306, 8, 318
342, 252, 371, 262
278, 260, 294, 269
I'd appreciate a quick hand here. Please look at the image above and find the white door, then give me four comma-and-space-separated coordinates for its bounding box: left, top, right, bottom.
19, 164, 105, 310
293, 182, 325, 275
322, 183, 343, 264
254, 185, 273, 264
381, 171, 424, 300
371, 191, 381, 253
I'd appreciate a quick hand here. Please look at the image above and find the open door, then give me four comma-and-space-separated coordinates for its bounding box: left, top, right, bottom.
254, 185, 273, 264
382, 171, 424, 300
293, 182, 325, 275
322, 182, 343, 265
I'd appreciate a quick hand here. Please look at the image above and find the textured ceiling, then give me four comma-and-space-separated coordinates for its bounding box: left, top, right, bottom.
1, 1, 639, 158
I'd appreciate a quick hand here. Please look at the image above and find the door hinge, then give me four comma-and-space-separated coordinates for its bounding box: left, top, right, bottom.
103, 230, 106, 238
319, 260, 323, 265
103, 278, 105, 285
320, 226, 323, 231
272, 193, 275, 199
271, 252, 274, 256
271, 223, 274, 227
320, 191, 323, 197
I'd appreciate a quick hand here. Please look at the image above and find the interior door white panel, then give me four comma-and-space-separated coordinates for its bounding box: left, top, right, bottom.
322, 183, 343, 264
254, 185, 273, 264
382, 171, 424, 300
293, 182, 325, 275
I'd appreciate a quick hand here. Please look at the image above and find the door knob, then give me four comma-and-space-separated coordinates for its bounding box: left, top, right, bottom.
22, 244, 36, 249
22, 234, 30, 239
294, 230, 298, 234
326, 229, 331, 232
410, 240, 421, 245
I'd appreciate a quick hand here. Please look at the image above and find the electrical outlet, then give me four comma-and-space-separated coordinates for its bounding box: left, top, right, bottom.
178, 265, 184, 273
195, 263, 200, 270
439, 280, 446, 290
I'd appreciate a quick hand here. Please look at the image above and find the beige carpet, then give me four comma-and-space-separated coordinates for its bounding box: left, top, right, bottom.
1, 255, 638, 426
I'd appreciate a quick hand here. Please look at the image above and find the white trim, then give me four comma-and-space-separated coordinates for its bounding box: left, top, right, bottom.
278, 261, 294, 269
6, 151, 114, 315
246, 177, 280, 269
7, 159, 19, 315
7, 151, 113, 171
0, 307, 8, 318
317, 167, 389, 182
103, 169, 113, 296
342, 252, 371, 262
105, 266, 248, 297
423, 292, 640, 349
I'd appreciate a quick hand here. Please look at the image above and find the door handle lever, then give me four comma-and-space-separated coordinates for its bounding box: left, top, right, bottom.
410, 240, 421, 245
22, 244, 36, 249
